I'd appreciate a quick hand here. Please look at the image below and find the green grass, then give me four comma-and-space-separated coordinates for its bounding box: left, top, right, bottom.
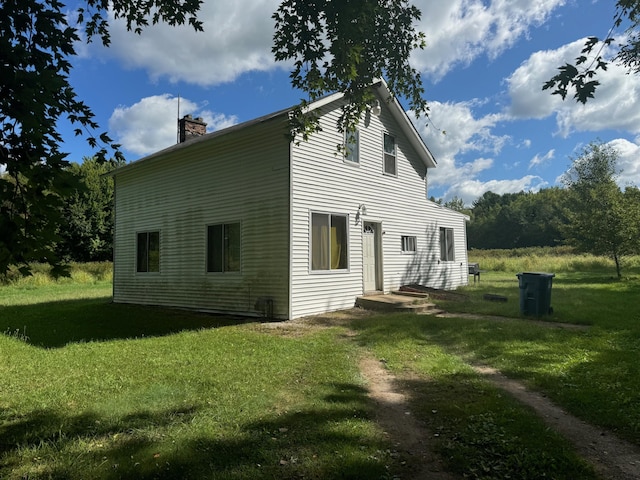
350, 315, 598, 479
0, 283, 392, 479
2, 256, 639, 479
343, 250, 640, 477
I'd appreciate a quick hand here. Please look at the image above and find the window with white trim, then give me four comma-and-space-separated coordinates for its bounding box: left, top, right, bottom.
207, 223, 241, 272
383, 133, 397, 175
401, 235, 417, 253
137, 231, 160, 272
344, 129, 359, 164
311, 213, 348, 271
440, 227, 455, 261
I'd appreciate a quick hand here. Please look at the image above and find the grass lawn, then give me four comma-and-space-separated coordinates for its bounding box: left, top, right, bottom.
1, 254, 639, 479
347, 252, 640, 478
1, 282, 392, 479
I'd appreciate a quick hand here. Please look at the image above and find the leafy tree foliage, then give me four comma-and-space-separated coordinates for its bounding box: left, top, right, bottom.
57, 158, 124, 262
2, 0, 428, 275
544, 0, 640, 103
467, 189, 569, 249
561, 142, 639, 277
0, 0, 202, 276
443, 196, 471, 216
273, 0, 428, 140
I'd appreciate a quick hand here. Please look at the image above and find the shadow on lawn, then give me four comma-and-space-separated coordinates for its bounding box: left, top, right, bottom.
0, 297, 253, 348
0, 383, 391, 480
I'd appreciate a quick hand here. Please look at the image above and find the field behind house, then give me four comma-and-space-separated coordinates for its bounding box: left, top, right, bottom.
1, 251, 639, 479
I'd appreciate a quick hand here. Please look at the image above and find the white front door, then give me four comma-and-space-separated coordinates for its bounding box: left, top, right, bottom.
363, 223, 379, 292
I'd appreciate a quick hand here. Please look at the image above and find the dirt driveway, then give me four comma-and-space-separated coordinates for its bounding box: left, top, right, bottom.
263, 310, 640, 480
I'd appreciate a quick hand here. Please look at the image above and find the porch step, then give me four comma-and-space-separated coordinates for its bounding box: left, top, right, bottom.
356, 293, 439, 314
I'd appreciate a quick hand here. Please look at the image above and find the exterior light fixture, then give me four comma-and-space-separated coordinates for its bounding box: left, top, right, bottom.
356, 203, 368, 224
370, 100, 381, 117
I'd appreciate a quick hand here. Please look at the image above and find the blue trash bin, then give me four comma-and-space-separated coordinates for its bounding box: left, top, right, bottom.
516, 272, 555, 316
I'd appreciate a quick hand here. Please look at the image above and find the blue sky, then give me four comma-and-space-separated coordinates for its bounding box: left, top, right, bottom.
61, 0, 640, 205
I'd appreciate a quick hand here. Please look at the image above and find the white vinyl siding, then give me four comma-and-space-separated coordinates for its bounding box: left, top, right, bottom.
290, 101, 468, 318
113, 118, 291, 318
113, 89, 468, 320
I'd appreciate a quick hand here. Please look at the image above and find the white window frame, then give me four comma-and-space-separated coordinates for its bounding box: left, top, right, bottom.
383, 132, 397, 176
401, 235, 417, 254
440, 227, 455, 261
207, 222, 242, 273
344, 129, 359, 164
310, 212, 349, 272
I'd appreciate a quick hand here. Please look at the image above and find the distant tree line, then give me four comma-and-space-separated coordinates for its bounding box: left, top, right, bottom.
464, 188, 569, 250
438, 141, 640, 277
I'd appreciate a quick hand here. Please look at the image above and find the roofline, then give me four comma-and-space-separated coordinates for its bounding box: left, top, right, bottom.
427, 200, 471, 221
372, 80, 437, 169
111, 80, 436, 176
109, 105, 291, 176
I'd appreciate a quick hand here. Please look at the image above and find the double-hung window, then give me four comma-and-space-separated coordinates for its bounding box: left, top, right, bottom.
137, 231, 160, 272
207, 223, 241, 272
401, 235, 417, 253
383, 133, 397, 175
344, 129, 359, 164
439, 227, 455, 261
311, 213, 348, 271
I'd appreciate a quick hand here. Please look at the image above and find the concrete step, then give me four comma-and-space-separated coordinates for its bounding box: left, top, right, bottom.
356, 293, 438, 313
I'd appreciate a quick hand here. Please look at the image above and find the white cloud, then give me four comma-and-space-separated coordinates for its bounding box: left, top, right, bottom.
88, 0, 570, 88
410, 101, 545, 205
606, 137, 640, 187
101, 0, 282, 85
108, 94, 237, 157
529, 149, 555, 169
413, 0, 567, 81
410, 101, 508, 187
441, 176, 547, 206
506, 38, 640, 136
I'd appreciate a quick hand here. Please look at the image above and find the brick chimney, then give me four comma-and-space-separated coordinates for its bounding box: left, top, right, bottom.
178, 114, 207, 143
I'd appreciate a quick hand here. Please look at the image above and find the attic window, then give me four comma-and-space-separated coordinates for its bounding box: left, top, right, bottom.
383, 133, 397, 175
344, 129, 359, 164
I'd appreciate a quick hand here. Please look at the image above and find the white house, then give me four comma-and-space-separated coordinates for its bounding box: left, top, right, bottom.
111, 81, 469, 319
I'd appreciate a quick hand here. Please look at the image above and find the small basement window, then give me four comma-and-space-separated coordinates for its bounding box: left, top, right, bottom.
401, 235, 417, 253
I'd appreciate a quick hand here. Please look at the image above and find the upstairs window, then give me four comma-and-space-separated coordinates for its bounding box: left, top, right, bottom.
383, 133, 397, 175
401, 235, 417, 253
137, 231, 160, 272
207, 223, 241, 272
344, 129, 359, 164
311, 213, 348, 271
440, 227, 455, 261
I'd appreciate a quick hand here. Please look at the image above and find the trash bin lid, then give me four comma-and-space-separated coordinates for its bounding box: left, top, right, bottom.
517, 272, 555, 277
